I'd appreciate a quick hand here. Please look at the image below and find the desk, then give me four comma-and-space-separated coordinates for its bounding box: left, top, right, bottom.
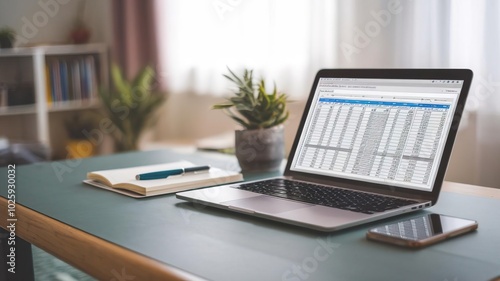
1, 149, 499, 281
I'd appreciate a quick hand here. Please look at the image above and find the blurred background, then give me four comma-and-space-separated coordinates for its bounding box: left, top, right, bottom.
0, 0, 499, 189
0, 1, 499, 280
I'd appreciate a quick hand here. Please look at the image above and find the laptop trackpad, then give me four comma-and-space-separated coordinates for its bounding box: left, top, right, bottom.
223, 195, 313, 214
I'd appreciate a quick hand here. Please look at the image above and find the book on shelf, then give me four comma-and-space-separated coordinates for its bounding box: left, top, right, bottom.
45, 55, 99, 105
71, 60, 81, 101
60, 61, 69, 101
83, 160, 243, 198
44, 64, 52, 104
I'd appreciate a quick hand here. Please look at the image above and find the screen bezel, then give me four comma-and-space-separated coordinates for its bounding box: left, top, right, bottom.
284, 69, 473, 204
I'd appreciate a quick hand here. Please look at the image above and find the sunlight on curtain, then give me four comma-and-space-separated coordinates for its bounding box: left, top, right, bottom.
407, 0, 500, 188
155, 0, 337, 97
330, 0, 500, 187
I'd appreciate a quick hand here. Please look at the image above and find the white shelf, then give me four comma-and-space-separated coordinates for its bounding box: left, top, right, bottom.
0, 100, 100, 116
47, 100, 100, 112
0, 44, 109, 156
0, 104, 37, 116
0, 43, 107, 58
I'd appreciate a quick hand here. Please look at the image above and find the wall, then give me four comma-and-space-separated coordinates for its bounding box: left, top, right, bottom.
0, 0, 112, 46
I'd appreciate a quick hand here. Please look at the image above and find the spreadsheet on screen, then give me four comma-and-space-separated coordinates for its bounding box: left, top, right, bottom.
291, 78, 464, 191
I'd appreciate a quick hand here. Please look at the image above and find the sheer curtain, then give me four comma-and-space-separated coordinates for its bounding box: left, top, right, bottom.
155, 0, 340, 97
336, 0, 500, 187
154, 0, 500, 188
334, 0, 500, 188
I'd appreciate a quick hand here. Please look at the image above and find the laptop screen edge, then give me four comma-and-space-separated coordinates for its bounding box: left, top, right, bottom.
283, 68, 473, 205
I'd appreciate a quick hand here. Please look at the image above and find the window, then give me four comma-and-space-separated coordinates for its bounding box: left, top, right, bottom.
156, 0, 336, 97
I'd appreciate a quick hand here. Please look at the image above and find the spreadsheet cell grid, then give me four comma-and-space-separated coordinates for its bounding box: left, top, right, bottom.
297, 98, 452, 188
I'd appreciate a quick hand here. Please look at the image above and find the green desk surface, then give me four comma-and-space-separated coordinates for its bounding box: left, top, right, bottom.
1, 149, 499, 281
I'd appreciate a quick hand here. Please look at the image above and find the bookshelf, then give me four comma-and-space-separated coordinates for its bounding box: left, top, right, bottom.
0, 44, 108, 158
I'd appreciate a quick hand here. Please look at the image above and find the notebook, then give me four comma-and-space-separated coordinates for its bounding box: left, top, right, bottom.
177, 69, 473, 231
84, 160, 243, 198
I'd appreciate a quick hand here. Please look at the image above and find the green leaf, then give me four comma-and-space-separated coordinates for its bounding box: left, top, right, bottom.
132, 66, 154, 94
214, 67, 289, 130
212, 103, 234, 109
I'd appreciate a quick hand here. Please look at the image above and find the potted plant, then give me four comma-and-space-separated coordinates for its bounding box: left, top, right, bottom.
69, 20, 90, 44
213, 68, 289, 172
0, 27, 16, 48
99, 64, 165, 151
69, 0, 90, 44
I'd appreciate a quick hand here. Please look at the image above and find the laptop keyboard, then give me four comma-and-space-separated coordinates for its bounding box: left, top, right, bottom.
232, 179, 418, 214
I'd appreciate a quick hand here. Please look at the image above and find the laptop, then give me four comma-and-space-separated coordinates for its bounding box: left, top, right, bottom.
177, 69, 473, 232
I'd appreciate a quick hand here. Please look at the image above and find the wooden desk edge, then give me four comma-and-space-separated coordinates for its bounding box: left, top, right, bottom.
442, 181, 500, 200
0, 197, 203, 281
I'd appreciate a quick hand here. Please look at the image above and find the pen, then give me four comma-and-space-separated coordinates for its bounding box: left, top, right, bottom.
135, 165, 211, 180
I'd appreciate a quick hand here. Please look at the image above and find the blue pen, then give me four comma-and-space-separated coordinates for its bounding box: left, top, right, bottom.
135, 165, 211, 180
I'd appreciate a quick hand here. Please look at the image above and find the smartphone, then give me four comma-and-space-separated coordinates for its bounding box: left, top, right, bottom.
366, 213, 478, 248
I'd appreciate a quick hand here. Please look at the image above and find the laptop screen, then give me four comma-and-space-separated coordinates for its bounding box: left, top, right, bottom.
290, 77, 464, 192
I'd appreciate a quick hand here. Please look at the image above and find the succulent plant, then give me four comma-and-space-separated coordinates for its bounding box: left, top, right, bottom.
213, 68, 289, 130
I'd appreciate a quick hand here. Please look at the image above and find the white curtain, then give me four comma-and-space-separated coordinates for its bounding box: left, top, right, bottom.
155, 0, 500, 188
155, 0, 340, 97
333, 0, 500, 188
